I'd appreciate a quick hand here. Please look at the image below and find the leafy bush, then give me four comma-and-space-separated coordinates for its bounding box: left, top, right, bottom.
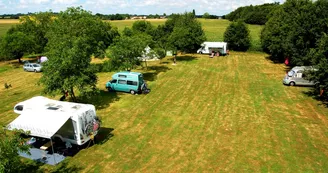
224, 20, 251, 51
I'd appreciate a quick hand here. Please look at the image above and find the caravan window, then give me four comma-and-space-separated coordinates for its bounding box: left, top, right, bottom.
118, 74, 127, 78
118, 80, 127, 84
127, 80, 138, 86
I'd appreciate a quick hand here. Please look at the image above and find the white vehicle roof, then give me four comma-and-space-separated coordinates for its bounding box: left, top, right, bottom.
291, 66, 316, 71
201, 42, 227, 48
14, 96, 94, 114
9, 96, 96, 138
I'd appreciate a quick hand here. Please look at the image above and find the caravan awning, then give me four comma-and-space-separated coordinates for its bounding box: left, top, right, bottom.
7, 112, 71, 139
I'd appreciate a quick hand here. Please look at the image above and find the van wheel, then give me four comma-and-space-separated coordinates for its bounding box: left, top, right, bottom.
200, 52, 203, 54
34, 69, 37, 73
289, 82, 295, 86
130, 90, 136, 95
107, 87, 113, 92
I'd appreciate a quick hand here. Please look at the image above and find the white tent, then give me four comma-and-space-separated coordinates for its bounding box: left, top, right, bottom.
138, 46, 159, 61
7, 110, 71, 139
40, 56, 48, 63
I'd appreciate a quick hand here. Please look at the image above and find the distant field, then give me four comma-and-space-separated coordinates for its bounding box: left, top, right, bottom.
0, 19, 262, 50
0, 19, 19, 37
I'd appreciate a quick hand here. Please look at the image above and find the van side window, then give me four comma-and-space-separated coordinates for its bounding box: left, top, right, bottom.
118, 74, 127, 78
111, 79, 117, 83
118, 80, 127, 84
296, 71, 303, 78
127, 81, 137, 86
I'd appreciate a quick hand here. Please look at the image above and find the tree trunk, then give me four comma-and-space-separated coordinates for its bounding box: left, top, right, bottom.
18, 58, 22, 63
70, 87, 77, 102
144, 59, 148, 70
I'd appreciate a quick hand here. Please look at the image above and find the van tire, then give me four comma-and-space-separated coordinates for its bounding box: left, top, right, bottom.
289, 82, 295, 86
130, 90, 136, 95
34, 69, 37, 73
107, 87, 113, 92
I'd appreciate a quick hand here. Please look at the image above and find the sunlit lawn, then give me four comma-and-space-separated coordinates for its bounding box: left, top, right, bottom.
0, 15, 326, 172
1, 51, 328, 172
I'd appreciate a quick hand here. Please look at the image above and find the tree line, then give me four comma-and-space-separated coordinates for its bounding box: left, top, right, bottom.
261, 0, 328, 99
225, 3, 280, 25
0, 7, 205, 101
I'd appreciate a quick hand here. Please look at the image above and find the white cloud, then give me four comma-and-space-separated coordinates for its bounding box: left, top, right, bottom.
19, 0, 50, 4
52, 0, 78, 5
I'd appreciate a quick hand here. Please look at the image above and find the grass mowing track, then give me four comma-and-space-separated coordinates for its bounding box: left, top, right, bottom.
0, 19, 327, 172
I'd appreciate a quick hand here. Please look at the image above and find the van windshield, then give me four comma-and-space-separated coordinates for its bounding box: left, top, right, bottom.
287, 70, 295, 77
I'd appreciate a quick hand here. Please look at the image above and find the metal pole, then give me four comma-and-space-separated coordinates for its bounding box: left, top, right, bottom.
50, 138, 57, 164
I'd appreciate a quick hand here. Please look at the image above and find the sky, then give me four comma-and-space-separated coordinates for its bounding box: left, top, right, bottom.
0, 0, 285, 16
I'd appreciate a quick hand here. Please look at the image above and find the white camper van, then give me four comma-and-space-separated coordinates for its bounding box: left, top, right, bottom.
283, 66, 317, 86
197, 42, 228, 55
9, 96, 101, 146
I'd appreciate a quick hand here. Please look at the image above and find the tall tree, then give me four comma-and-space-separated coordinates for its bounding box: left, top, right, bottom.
107, 34, 152, 70
306, 34, 328, 98
0, 12, 53, 62
167, 12, 206, 53
0, 31, 36, 62
39, 7, 118, 101
224, 20, 251, 51
203, 12, 210, 19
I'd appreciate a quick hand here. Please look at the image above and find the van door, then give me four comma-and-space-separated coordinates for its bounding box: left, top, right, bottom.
109, 79, 118, 90
117, 79, 128, 92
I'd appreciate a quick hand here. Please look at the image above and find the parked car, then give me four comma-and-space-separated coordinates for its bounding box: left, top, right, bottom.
23, 63, 42, 72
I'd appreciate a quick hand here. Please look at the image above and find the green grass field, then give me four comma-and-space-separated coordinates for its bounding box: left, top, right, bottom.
1, 51, 328, 172
1, 19, 328, 172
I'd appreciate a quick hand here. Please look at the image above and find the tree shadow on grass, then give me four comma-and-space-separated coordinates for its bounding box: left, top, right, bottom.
94, 127, 114, 145
302, 89, 328, 108
20, 158, 83, 173
175, 55, 197, 62
143, 65, 171, 81
50, 159, 83, 173
77, 90, 119, 110
265, 55, 291, 65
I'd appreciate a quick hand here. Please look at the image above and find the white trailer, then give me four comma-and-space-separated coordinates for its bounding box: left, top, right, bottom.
197, 42, 228, 55
8, 96, 101, 146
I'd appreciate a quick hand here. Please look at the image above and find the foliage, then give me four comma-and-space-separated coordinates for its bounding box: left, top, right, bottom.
95, 13, 130, 20
203, 12, 210, 19
261, 0, 328, 65
0, 128, 30, 173
40, 7, 117, 101
0, 12, 53, 62
131, 20, 155, 36
107, 34, 152, 70
0, 31, 36, 62
225, 3, 280, 25
122, 27, 133, 37
224, 20, 251, 51
306, 34, 328, 98
167, 12, 206, 53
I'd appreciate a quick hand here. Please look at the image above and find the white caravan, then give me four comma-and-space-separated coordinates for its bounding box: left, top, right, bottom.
197, 42, 228, 55
8, 96, 101, 145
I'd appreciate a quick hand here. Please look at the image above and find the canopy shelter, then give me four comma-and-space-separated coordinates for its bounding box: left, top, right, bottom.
7, 111, 71, 165
8, 111, 71, 139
